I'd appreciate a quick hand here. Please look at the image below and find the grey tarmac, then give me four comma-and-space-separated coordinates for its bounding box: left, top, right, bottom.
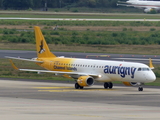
0, 79, 160, 120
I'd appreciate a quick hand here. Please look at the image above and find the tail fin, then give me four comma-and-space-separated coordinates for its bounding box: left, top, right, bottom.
34, 26, 56, 58
149, 58, 154, 69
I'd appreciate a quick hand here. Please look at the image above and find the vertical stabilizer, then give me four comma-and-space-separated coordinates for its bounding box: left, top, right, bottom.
149, 58, 154, 69
34, 26, 56, 58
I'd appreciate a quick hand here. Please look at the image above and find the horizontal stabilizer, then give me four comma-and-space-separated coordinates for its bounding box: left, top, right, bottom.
5, 56, 43, 63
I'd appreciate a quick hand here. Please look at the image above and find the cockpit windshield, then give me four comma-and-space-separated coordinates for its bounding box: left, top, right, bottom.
138, 68, 150, 71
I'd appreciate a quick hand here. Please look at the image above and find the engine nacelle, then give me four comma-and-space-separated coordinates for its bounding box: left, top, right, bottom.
123, 82, 141, 86
144, 8, 152, 13
77, 76, 94, 87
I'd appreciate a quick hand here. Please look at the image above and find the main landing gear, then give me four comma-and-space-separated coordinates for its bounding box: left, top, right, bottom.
75, 83, 84, 89
104, 82, 113, 89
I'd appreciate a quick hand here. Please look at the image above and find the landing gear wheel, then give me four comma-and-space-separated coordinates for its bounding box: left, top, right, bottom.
80, 86, 84, 89
104, 82, 109, 89
108, 82, 113, 89
138, 87, 143, 91
75, 83, 80, 89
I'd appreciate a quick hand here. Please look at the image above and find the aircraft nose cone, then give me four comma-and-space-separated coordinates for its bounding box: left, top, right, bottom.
149, 72, 156, 82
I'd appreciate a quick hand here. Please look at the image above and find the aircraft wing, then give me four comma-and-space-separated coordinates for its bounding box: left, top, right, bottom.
5, 56, 43, 63
9, 60, 100, 77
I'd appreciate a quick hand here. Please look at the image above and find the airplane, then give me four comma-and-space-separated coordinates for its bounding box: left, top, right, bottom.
5, 26, 156, 91
117, 0, 160, 13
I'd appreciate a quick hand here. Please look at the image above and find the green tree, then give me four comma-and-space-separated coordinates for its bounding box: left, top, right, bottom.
32, 0, 42, 8
3, 0, 32, 10
1, 0, 120, 9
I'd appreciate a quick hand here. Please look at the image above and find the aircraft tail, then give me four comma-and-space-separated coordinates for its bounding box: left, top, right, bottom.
34, 26, 56, 58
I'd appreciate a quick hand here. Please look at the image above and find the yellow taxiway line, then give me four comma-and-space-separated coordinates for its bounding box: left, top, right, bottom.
33, 86, 115, 92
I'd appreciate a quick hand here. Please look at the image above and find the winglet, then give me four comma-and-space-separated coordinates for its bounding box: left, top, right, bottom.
149, 58, 154, 69
9, 60, 19, 70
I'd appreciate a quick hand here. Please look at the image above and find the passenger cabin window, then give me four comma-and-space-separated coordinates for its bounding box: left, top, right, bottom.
138, 68, 141, 71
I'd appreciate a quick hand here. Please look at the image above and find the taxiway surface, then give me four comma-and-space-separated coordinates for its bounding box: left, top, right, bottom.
0, 78, 160, 120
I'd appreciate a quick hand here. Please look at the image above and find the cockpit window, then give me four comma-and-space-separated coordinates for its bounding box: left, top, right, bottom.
138, 67, 150, 71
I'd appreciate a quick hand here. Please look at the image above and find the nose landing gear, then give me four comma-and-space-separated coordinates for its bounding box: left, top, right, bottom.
137, 83, 144, 91
138, 86, 143, 91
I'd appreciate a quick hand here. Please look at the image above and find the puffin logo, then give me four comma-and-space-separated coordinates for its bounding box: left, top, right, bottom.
39, 40, 45, 54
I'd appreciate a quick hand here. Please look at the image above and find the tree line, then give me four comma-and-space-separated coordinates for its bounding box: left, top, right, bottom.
0, 0, 120, 10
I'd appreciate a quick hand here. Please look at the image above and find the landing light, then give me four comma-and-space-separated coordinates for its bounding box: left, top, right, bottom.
98, 75, 102, 78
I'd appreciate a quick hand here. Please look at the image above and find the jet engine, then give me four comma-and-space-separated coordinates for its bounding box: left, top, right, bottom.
144, 8, 152, 13
122, 82, 141, 86
77, 76, 94, 87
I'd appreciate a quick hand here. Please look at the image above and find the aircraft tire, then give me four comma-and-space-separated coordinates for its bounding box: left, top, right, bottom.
138, 87, 143, 91
80, 86, 84, 89
104, 82, 109, 89
108, 82, 113, 89
75, 83, 80, 89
